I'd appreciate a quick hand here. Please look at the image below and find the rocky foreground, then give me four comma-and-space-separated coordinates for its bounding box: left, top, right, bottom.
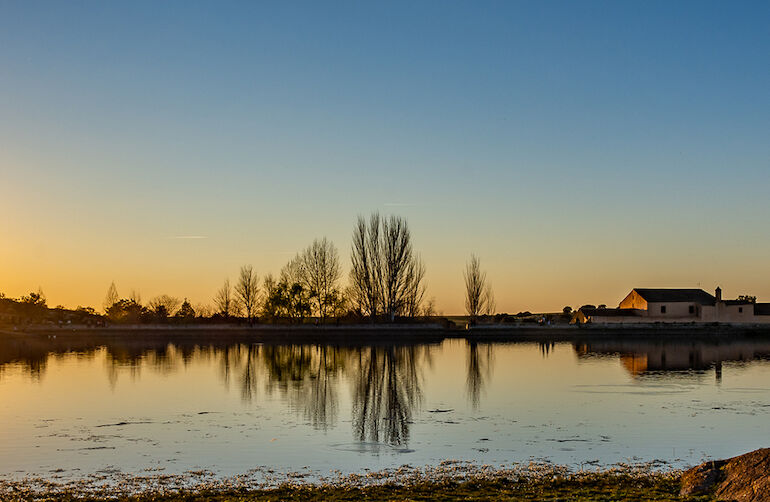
681, 448, 770, 501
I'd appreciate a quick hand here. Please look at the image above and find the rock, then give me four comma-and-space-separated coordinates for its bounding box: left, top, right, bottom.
680, 448, 770, 501
680, 460, 726, 497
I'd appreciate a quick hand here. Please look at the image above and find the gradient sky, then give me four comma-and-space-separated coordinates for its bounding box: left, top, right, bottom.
1, 1, 768, 314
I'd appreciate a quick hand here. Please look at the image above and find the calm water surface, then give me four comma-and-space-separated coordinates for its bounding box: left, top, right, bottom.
1, 336, 769, 480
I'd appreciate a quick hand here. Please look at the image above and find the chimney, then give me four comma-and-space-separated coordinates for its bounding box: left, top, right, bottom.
715, 286, 722, 301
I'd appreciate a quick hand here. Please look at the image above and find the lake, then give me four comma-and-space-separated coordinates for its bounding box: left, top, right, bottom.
1, 333, 769, 483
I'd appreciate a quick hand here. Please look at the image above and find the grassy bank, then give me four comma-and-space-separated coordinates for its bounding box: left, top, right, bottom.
2, 472, 713, 502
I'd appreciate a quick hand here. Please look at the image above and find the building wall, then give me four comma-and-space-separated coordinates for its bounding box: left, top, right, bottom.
700, 305, 717, 321
717, 304, 757, 322
646, 301, 700, 320
589, 315, 646, 324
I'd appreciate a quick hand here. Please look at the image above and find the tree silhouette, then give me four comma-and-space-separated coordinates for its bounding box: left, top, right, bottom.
262, 278, 311, 321
299, 237, 342, 320
20, 289, 47, 321
214, 279, 234, 318
464, 254, 493, 320
103, 282, 119, 313
175, 299, 195, 320
106, 299, 145, 323
350, 214, 381, 317
235, 265, 259, 323
350, 213, 425, 320
148, 295, 181, 318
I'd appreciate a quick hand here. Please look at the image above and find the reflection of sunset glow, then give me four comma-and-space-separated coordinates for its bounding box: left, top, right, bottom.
620, 354, 647, 376
1, 338, 770, 478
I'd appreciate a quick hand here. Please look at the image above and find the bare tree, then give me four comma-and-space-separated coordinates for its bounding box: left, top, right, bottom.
235, 265, 259, 323
350, 213, 425, 320
214, 278, 234, 319
402, 254, 426, 317
148, 294, 181, 316
380, 215, 413, 319
300, 237, 342, 320
464, 254, 489, 320
103, 281, 119, 312
262, 273, 277, 295
350, 214, 380, 317
483, 282, 496, 316
421, 296, 437, 317
194, 303, 213, 318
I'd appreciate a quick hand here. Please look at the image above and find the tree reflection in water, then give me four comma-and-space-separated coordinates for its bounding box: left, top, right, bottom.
215, 344, 346, 430
539, 341, 555, 357
260, 345, 344, 430
215, 344, 261, 401
302, 346, 344, 430
216, 343, 425, 440
6, 336, 770, 449
350, 345, 425, 446
466, 341, 492, 410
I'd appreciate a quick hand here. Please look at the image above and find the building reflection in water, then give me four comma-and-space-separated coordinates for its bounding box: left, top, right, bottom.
574, 339, 770, 381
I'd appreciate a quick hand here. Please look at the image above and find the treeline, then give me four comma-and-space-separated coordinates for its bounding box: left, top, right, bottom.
95, 213, 437, 325
0, 289, 102, 327
1, 213, 510, 327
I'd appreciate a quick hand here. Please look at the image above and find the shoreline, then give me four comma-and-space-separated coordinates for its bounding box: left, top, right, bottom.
2, 323, 770, 344
0, 460, 690, 502
4, 448, 765, 501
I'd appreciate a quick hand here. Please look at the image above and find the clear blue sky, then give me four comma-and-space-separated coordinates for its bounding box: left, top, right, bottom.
1, 1, 768, 313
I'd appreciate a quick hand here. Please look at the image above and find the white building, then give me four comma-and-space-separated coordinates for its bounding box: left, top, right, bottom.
575, 287, 770, 324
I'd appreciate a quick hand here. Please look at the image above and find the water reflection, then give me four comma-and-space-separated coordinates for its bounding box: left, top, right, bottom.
466, 341, 492, 410
259, 345, 345, 430
350, 345, 427, 445
2, 334, 770, 447
0, 338, 430, 445
574, 339, 770, 378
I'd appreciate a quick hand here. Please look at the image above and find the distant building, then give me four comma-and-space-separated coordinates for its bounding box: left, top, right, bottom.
575, 287, 770, 324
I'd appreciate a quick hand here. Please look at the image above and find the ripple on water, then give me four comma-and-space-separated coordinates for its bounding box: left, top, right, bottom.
570, 384, 694, 395
329, 442, 416, 454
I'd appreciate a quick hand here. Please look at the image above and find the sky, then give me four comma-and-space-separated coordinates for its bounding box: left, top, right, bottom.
1, 0, 769, 314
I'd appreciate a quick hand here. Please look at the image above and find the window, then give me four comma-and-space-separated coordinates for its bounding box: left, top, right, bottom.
739, 307, 743, 313
689, 305, 695, 314
660, 305, 667, 314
